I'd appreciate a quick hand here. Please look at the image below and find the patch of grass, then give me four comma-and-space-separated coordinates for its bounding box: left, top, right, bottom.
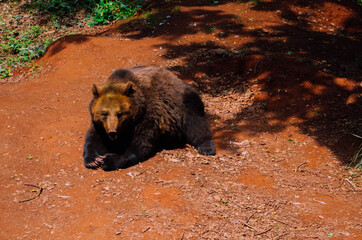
1, 0, 147, 78
208, 25, 217, 32
312, 110, 319, 115
1, 26, 52, 78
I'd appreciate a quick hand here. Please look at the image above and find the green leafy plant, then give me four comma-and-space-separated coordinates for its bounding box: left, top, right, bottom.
89, 0, 144, 26
32, 0, 79, 16
0, 26, 52, 78
26, 1, 145, 26
1, 1, 146, 79
208, 25, 216, 32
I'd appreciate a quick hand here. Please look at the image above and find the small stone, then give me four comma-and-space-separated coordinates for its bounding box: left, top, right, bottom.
214, 195, 221, 202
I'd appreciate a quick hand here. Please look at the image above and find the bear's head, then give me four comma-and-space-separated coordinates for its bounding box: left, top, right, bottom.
90, 82, 143, 141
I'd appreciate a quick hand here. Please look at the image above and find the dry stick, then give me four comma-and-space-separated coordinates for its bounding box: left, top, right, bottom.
295, 162, 307, 172
274, 232, 289, 240
246, 211, 258, 223
254, 227, 272, 236
345, 178, 356, 191
273, 133, 278, 141
273, 218, 294, 228
18, 183, 43, 203
141, 227, 150, 233
242, 222, 259, 232
180, 232, 184, 240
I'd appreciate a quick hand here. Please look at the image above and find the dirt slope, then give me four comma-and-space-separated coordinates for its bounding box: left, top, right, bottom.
0, 0, 361, 239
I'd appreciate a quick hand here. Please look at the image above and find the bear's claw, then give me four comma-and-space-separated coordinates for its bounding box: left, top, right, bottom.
85, 161, 100, 169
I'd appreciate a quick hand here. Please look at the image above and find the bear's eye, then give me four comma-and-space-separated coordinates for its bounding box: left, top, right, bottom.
101, 112, 108, 117
117, 113, 123, 118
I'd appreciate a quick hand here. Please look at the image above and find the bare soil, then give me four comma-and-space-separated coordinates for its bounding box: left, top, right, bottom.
1, 0, 361, 239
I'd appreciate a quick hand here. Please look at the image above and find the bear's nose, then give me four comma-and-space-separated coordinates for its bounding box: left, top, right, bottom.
108, 131, 117, 140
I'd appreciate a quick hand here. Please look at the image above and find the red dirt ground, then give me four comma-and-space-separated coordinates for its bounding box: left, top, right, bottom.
1, 0, 361, 239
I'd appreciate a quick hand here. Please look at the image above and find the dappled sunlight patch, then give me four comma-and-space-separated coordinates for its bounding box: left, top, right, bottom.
302, 81, 327, 95
254, 91, 269, 101
333, 77, 358, 91
346, 93, 362, 105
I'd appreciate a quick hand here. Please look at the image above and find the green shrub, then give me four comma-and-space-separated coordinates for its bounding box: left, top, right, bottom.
90, 0, 144, 26
28, 0, 145, 25
0, 26, 52, 79
1, 1, 146, 78
31, 0, 80, 16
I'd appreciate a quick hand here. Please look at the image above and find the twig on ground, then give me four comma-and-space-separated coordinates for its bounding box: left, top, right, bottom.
274, 232, 288, 240
345, 178, 356, 192
233, 201, 244, 210
181, 232, 184, 240
246, 211, 258, 223
18, 183, 43, 203
241, 222, 259, 231
273, 133, 278, 141
295, 162, 307, 172
254, 227, 272, 236
273, 218, 294, 228
141, 226, 150, 233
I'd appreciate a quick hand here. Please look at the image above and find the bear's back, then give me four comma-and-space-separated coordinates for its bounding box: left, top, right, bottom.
108, 67, 187, 93
108, 67, 191, 105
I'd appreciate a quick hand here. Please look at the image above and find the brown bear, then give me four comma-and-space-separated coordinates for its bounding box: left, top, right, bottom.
83, 66, 215, 171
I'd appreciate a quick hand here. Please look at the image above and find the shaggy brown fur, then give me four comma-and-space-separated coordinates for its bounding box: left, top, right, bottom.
83, 66, 215, 171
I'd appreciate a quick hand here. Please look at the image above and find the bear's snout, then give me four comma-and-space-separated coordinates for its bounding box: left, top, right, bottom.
106, 116, 119, 140
108, 131, 117, 140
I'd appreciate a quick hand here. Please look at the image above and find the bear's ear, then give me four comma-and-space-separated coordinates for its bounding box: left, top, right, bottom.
124, 82, 135, 96
92, 84, 100, 98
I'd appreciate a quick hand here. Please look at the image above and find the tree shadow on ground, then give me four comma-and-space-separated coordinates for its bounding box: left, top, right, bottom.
114, 0, 362, 164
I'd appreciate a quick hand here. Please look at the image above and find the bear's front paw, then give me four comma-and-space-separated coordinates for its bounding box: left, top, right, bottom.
95, 153, 139, 170
197, 140, 216, 156
95, 153, 120, 171
84, 156, 103, 169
